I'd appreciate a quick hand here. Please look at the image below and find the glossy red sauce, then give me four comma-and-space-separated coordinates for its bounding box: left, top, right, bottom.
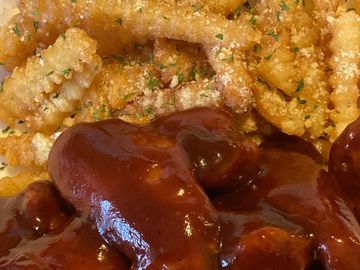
1, 108, 360, 269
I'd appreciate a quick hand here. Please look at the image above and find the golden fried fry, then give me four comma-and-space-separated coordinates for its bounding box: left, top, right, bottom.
72, 62, 161, 124
154, 38, 213, 85
328, 11, 360, 139
0, 0, 138, 70
206, 44, 254, 113
0, 28, 101, 134
0, 14, 38, 71
251, 0, 329, 139
0, 132, 54, 168
113, 0, 260, 49
120, 78, 222, 124
0, 169, 49, 197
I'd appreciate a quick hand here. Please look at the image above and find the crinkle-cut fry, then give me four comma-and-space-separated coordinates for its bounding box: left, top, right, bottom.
0, 0, 137, 70
251, 0, 329, 139
0, 169, 49, 197
113, 0, 261, 49
154, 38, 214, 85
0, 132, 54, 168
328, 11, 360, 140
119, 78, 222, 124
0, 28, 102, 134
72, 63, 161, 124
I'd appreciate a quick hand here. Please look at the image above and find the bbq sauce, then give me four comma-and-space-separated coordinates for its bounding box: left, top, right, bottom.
2, 108, 360, 269
0, 181, 130, 269
330, 116, 360, 219
48, 108, 259, 269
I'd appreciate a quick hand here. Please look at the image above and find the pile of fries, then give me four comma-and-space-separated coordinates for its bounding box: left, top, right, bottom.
0, 0, 359, 195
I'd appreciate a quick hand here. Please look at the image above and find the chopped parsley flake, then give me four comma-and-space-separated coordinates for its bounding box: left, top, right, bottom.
294, 79, 305, 93
276, 11, 281, 21
264, 54, 273, 60
0, 162, 7, 171
177, 71, 184, 84
146, 74, 160, 90
46, 71, 54, 76
304, 115, 311, 120
292, 47, 300, 53
267, 31, 279, 42
189, 67, 196, 81
92, 105, 108, 121
192, 3, 204, 12
234, 5, 241, 20
157, 63, 166, 70
297, 97, 307, 105
215, 33, 224, 40
71, 0, 77, 3
12, 24, 21, 37
2, 126, 11, 133
279, 1, 290, 11
249, 15, 257, 25
144, 107, 155, 116
123, 92, 136, 102
62, 68, 72, 76
33, 10, 39, 17
253, 44, 261, 53
52, 92, 60, 99
0, 81, 3, 93
17, 120, 25, 124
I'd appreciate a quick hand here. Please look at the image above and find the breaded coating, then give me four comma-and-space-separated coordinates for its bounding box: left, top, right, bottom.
72, 62, 161, 124
0, 132, 54, 168
154, 38, 214, 85
73, 62, 220, 125
310, 0, 340, 41
120, 78, 222, 124
166, 0, 246, 16
0, 14, 38, 71
0, 28, 101, 134
205, 44, 254, 113
328, 11, 360, 140
252, 0, 329, 139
